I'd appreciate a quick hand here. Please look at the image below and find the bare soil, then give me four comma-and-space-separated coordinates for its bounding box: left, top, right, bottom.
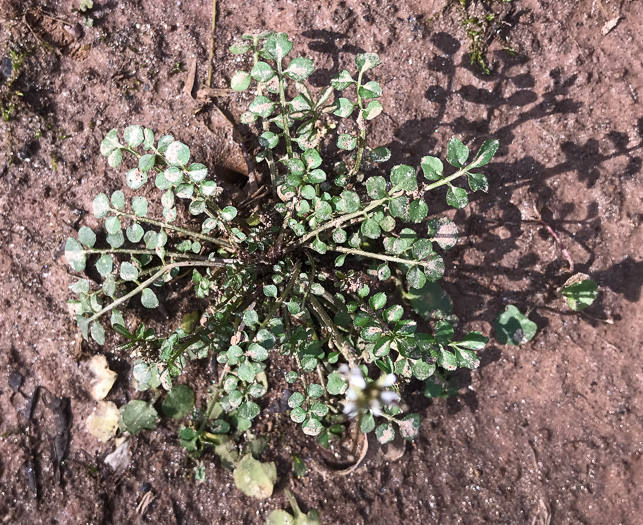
0, 0, 641, 524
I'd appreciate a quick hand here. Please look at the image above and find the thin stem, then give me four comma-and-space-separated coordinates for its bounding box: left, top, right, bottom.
330, 245, 435, 268
307, 295, 356, 366
84, 259, 233, 324
83, 248, 208, 261
257, 259, 302, 330
111, 208, 235, 251
276, 58, 294, 158
351, 68, 367, 176
423, 167, 469, 192
290, 198, 388, 251
206, 0, 217, 88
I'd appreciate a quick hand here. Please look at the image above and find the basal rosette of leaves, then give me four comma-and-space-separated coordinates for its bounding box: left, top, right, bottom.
65, 32, 499, 458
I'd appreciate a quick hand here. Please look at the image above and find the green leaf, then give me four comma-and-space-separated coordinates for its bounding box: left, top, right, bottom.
302, 149, 322, 170
106, 231, 125, 249
428, 218, 458, 250
261, 32, 293, 61
366, 176, 387, 199
290, 407, 307, 423
108, 149, 122, 168
189, 199, 206, 216
355, 52, 382, 72
361, 412, 375, 433
126, 168, 148, 189
247, 343, 269, 362
457, 331, 489, 350
165, 141, 190, 166
446, 137, 469, 167
494, 305, 537, 345
333, 97, 354, 118
311, 237, 327, 254
377, 263, 391, 280
362, 100, 383, 120
120, 261, 138, 281
326, 372, 347, 395
358, 80, 382, 99
470, 138, 499, 168
93, 193, 110, 218
420, 156, 443, 180
337, 134, 357, 151
307, 383, 325, 399
162, 384, 195, 418
119, 400, 158, 435
404, 282, 453, 320
337, 190, 360, 213
406, 266, 427, 289
141, 288, 159, 309
361, 218, 381, 239
65, 238, 86, 271
221, 206, 237, 221
259, 131, 279, 149
100, 129, 121, 156
250, 61, 275, 82
249, 95, 276, 117
397, 413, 420, 441
383, 304, 404, 323
302, 417, 323, 436
229, 42, 251, 54
412, 360, 436, 380
264, 284, 278, 298
561, 274, 599, 311
370, 146, 391, 163
188, 163, 208, 182
131, 196, 148, 217
124, 125, 144, 148
409, 199, 428, 223
435, 320, 454, 345
288, 392, 305, 408
284, 57, 314, 81
78, 226, 96, 247
369, 292, 387, 310
375, 422, 395, 444
389, 196, 410, 221
126, 223, 144, 243
157, 135, 174, 153
314, 201, 332, 221
105, 216, 121, 235
306, 168, 326, 184
136, 154, 154, 173
468, 172, 489, 192
453, 347, 480, 369
390, 165, 417, 192
411, 238, 433, 260
331, 70, 354, 90
95, 254, 113, 276
238, 401, 261, 420
109, 191, 125, 211
446, 186, 468, 209
238, 361, 260, 383
143, 128, 154, 149
90, 321, 105, 344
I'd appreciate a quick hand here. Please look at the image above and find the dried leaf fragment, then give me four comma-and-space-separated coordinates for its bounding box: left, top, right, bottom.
88, 354, 117, 400
86, 401, 119, 441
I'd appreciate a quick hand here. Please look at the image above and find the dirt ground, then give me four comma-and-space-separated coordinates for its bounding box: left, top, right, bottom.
0, 0, 641, 523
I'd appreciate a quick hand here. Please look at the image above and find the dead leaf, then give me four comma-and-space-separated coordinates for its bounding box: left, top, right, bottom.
601, 17, 622, 36
86, 401, 119, 441
184, 57, 197, 99
88, 354, 117, 400
104, 439, 131, 473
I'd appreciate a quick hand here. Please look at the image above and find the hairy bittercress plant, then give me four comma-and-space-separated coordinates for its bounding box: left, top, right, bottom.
65, 32, 499, 462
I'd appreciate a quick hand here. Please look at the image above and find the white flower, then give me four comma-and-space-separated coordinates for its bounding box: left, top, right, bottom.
339, 365, 400, 418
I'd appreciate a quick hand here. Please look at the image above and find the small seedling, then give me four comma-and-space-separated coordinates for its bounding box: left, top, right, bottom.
65, 32, 499, 478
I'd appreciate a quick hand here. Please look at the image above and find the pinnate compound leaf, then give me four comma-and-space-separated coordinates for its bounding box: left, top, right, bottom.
494, 305, 537, 345
233, 455, 277, 499
162, 384, 195, 419
119, 400, 158, 435
446, 137, 469, 167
